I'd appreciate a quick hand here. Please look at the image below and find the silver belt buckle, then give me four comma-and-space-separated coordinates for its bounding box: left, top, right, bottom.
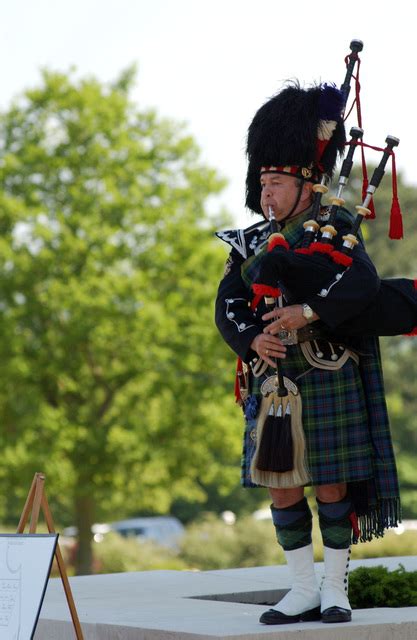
278, 329, 298, 345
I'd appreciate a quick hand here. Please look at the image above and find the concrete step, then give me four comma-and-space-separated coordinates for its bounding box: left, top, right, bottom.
35, 556, 417, 639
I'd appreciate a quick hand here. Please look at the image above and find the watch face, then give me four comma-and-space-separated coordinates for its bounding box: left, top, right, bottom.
303, 304, 313, 319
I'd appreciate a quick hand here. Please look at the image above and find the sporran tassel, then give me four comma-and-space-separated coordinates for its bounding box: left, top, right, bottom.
256, 398, 293, 472
250, 377, 310, 488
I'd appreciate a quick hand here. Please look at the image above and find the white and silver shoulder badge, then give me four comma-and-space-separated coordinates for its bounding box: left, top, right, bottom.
215, 220, 269, 259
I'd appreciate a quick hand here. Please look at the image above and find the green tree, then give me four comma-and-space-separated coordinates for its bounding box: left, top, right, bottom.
0, 68, 244, 573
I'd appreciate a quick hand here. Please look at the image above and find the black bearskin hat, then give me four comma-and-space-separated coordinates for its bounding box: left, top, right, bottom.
246, 82, 346, 214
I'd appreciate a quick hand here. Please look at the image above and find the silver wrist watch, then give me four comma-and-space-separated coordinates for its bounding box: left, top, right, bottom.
301, 303, 315, 323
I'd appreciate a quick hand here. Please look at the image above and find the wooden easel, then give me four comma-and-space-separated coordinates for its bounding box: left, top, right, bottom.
17, 472, 84, 640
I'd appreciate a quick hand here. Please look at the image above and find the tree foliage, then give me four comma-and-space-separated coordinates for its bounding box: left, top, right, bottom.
0, 68, 245, 572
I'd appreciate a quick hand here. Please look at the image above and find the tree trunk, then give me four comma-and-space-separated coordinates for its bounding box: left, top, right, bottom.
74, 493, 95, 575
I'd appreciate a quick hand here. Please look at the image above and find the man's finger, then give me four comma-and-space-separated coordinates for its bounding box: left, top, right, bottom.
262, 334, 286, 346
267, 347, 287, 357
262, 309, 281, 321
264, 322, 286, 335
263, 352, 286, 367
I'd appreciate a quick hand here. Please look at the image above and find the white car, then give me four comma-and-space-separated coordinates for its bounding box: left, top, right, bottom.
110, 516, 184, 549
63, 516, 184, 549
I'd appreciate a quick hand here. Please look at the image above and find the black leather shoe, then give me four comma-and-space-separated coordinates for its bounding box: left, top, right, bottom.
321, 606, 352, 623
259, 606, 321, 625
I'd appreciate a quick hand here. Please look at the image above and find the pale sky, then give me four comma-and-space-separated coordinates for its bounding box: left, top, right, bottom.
1, 0, 415, 227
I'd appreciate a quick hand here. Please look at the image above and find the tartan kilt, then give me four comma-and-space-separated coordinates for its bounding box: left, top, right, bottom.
241, 344, 373, 488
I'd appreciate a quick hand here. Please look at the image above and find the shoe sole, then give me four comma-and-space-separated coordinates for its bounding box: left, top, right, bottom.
260, 606, 321, 625
322, 612, 352, 623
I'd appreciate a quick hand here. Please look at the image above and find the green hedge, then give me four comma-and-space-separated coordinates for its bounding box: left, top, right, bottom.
178, 513, 282, 570
349, 565, 417, 608
93, 533, 188, 573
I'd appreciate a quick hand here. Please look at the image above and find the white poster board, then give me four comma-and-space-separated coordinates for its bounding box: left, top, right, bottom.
0, 534, 58, 640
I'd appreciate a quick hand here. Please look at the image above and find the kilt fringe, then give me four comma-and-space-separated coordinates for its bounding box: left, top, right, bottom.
354, 498, 401, 544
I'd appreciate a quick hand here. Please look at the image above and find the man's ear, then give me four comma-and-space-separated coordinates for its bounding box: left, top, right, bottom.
301, 180, 314, 203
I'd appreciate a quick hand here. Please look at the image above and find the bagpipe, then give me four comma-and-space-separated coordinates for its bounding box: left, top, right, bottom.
249, 41, 416, 489
256, 42, 417, 339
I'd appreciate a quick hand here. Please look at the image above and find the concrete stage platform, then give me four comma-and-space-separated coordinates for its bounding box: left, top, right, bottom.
36, 556, 417, 639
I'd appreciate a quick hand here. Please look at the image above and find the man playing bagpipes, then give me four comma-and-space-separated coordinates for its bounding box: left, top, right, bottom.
215, 65, 405, 624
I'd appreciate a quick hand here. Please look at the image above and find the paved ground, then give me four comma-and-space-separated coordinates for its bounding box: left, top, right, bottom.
35, 556, 417, 639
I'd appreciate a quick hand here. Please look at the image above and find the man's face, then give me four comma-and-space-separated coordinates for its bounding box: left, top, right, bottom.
260, 172, 312, 221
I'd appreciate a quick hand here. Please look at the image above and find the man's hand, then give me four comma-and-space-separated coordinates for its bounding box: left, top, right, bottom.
250, 333, 287, 368
262, 304, 319, 334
